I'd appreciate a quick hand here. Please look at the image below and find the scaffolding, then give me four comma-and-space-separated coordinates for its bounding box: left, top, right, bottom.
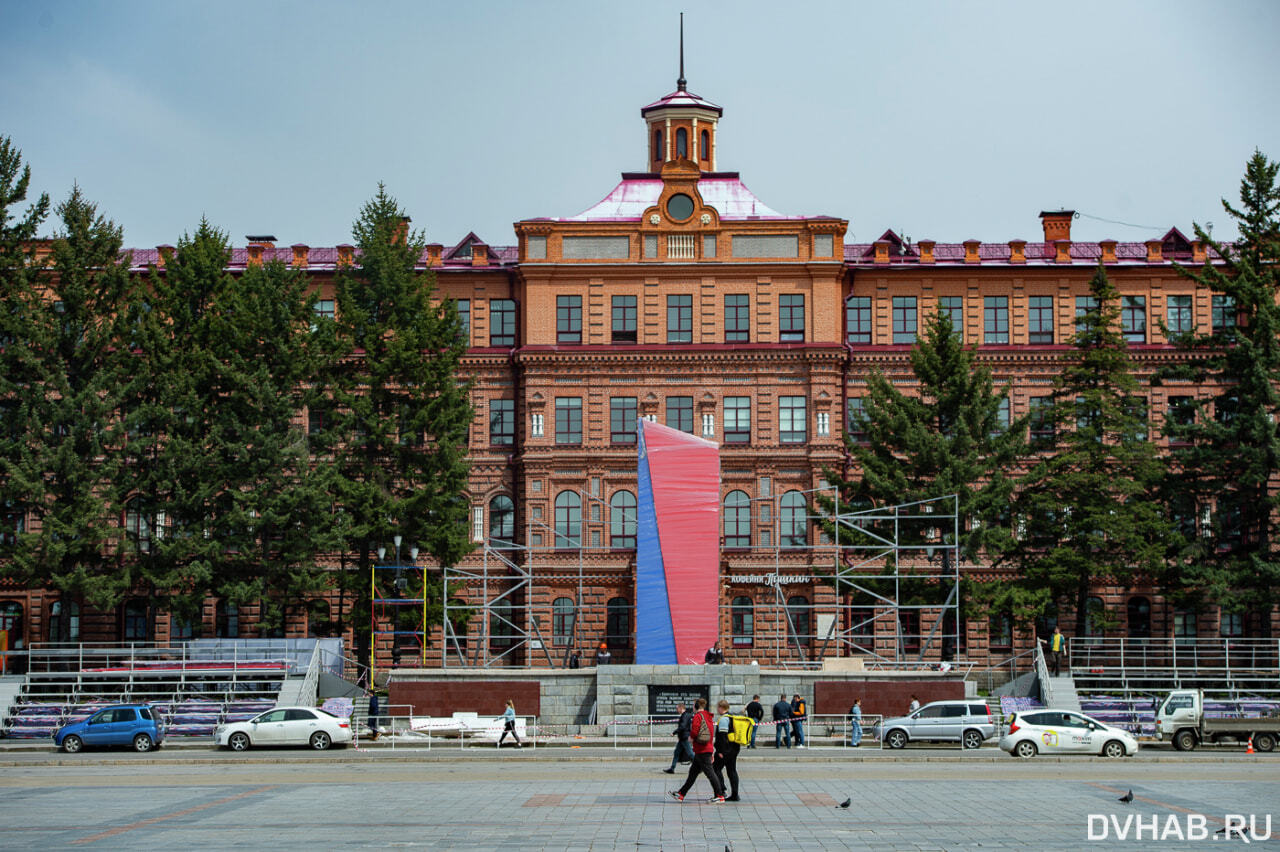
431, 486, 962, 670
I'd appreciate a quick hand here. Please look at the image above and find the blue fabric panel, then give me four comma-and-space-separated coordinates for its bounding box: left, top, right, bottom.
634, 421, 676, 664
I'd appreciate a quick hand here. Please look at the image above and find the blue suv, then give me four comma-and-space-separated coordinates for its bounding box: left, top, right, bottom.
54, 704, 165, 753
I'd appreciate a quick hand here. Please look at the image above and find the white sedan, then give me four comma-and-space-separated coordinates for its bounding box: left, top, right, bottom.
999, 709, 1139, 758
215, 706, 352, 751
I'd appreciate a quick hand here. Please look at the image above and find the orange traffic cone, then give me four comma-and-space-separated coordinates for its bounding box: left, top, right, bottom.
1246, 736, 1255, 754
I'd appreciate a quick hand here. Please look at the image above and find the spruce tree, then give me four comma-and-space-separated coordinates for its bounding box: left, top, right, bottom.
0, 187, 136, 624
814, 312, 1026, 653
322, 186, 473, 667
1006, 266, 1172, 636
1162, 150, 1280, 618
122, 221, 336, 634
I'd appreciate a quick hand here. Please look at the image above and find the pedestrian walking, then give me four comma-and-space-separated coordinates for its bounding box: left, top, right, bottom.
713, 699, 741, 802
771, 694, 792, 748
909, 694, 920, 713
849, 698, 863, 747
744, 695, 764, 749
497, 699, 523, 748
1041, 626, 1067, 676
662, 702, 694, 773
669, 698, 725, 803
367, 692, 380, 742
790, 693, 807, 748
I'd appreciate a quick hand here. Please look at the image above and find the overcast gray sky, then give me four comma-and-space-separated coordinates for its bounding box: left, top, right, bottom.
3, 0, 1278, 250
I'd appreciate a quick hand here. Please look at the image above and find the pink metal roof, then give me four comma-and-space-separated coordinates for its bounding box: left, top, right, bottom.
563, 175, 787, 221
640, 87, 722, 116
844, 240, 1225, 267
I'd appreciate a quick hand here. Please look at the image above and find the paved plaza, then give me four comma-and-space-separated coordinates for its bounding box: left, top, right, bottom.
0, 749, 1275, 850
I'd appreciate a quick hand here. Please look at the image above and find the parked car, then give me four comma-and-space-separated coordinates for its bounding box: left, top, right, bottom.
54, 704, 165, 753
876, 700, 996, 749
999, 709, 1139, 758
214, 706, 352, 751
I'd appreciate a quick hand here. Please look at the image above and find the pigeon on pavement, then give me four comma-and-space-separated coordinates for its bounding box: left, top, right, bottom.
1118, 790, 1134, 803
838, 798, 852, 809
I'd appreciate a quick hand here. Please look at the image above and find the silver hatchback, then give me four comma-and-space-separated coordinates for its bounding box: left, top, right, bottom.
878, 700, 996, 749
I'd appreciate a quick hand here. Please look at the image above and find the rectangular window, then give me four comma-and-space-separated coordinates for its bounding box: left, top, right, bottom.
490, 399, 515, 446
846, 398, 867, 443
1212, 295, 1236, 333
312, 299, 334, 322
724, 397, 751, 444
489, 299, 516, 347
724, 294, 750, 342
555, 397, 582, 445
525, 235, 546, 260
456, 299, 470, 343
846, 297, 872, 344
610, 397, 637, 445
556, 295, 582, 344
1027, 296, 1054, 344
612, 295, 637, 343
643, 234, 658, 259
1167, 395, 1194, 445
1029, 396, 1055, 448
983, 296, 1009, 344
1075, 295, 1099, 335
938, 296, 963, 337
813, 234, 833, 257
779, 294, 805, 342
1167, 294, 1193, 335
816, 411, 829, 437
702, 234, 717, 258
779, 396, 807, 443
666, 396, 693, 434
701, 412, 715, 438
731, 234, 798, 258
667, 295, 692, 343
992, 397, 1010, 436
1126, 396, 1148, 442
892, 296, 917, 344
562, 235, 630, 259
530, 413, 544, 439
1121, 296, 1146, 343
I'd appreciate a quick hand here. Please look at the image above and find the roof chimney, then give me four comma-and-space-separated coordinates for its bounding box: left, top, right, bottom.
1039, 211, 1074, 244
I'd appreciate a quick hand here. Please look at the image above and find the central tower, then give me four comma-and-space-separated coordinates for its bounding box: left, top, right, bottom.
640, 15, 722, 172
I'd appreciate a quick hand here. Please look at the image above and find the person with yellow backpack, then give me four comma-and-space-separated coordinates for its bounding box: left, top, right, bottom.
712, 699, 748, 802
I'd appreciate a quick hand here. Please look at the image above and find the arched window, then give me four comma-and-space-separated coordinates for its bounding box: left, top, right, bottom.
48, 599, 80, 643
124, 499, 162, 553
490, 600, 516, 649
700, 129, 710, 162
307, 599, 331, 638
1083, 596, 1106, 640
1127, 596, 1151, 638
215, 600, 239, 638
676, 127, 688, 158
723, 490, 751, 548
552, 597, 575, 646
606, 597, 631, 650
610, 491, 637, 549
554, 491, 581, 548
122, 599, 149, 641
786, 595, 810, 647
731, 596, 753, 647
781, 491, 808, 549
0, 601, 24, 651
653, 129, 663, 162
489, 495, 515, 548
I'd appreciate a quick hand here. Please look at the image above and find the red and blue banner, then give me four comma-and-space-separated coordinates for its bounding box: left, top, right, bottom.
635, 420, 721, 664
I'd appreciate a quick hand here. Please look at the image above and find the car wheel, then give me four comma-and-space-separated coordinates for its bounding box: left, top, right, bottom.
1253, 733, 1276, 753
1102, 739, 1126, 758
61, 735, 84, 754
310, 731, 332, 750
228, 731, 251, 752
132, 733, 153, 753
1014, 740, 1038, 759
886, 730, 908, 750
962, 729, 984, 750
1174, 730, 1197, 752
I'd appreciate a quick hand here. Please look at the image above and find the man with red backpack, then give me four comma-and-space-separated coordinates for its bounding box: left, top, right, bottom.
669, 697, 725, 803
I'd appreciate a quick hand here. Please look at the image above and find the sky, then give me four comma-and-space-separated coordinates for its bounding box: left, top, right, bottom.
2, 0, 1278, 251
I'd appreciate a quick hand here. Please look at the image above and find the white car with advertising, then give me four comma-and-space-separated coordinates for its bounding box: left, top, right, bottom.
1000, 709, 1138, 758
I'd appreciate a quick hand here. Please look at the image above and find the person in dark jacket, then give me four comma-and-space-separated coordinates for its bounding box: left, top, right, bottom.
662, 702, 694, 773
771, 695, 792, 748
367, 692, 380, 742
744, 695, 764, 749
669, 698, 725, 803
595, 643, 611, 665
713, 699, 741, 801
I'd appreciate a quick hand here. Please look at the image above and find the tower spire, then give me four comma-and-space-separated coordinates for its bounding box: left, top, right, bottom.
677, 12, 686, 91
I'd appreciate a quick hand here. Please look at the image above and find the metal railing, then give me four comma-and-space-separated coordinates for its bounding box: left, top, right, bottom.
1069, 637, 1280, 677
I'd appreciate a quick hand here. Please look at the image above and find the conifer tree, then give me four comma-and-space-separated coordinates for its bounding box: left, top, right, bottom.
1005, 266, 1172, 635
123, 221, 336, 634
322, 186, 473, 666
0, 187, 136, 625
1162, 150, 1280, 618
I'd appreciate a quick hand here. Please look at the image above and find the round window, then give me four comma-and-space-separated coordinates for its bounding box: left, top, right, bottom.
666, 193, 695, 222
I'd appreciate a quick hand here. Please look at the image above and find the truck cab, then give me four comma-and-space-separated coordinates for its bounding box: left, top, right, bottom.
1156, 689, 1200, 742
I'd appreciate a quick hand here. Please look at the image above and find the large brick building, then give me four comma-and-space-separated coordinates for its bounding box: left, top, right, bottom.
2, 70, 1270, 671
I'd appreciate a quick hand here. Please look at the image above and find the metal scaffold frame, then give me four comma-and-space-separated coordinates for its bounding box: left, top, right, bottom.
431, 485, 961, 670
